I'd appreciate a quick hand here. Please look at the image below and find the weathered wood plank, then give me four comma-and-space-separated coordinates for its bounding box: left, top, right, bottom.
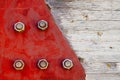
112, 0, 120, 10
48, 0, 112, 11
58, 21, 120, 31
86, 74, 120, 80
47, 0, 120, 80
83, 62, 120, 73
70, 41, 120, 52
52, 9, 120, 21
77, 51, 120, 62
66, 30, 120, 42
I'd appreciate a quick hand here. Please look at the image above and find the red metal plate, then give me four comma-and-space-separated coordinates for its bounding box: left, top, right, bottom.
0, 0, 85, 80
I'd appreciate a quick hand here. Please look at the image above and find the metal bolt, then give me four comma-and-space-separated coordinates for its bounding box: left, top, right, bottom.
38, 20, 48, 30
38, 59, 48, 69
62, 59, 73, 69
14, 22, 25, 32
13, 60, 25, 70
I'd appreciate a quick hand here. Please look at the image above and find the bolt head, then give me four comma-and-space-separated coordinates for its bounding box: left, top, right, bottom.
38, 59, 48, 69
62, 59, 73, 69
14, 22, 25, 32
38, 20, 48, 30
13, 60, 24, 70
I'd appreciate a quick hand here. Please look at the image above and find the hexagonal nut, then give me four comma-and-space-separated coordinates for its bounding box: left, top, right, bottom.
38, 20, 48, 30
14, 22, 25, 32
13, 60, 25, 70
62, 59, 73, 69
38, 59, 49, 70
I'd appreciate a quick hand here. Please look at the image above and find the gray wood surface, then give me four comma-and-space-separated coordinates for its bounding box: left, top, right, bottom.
47, 0, 120, 80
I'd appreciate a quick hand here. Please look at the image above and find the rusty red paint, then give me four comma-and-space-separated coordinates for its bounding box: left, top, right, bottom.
0, 0, 85, 80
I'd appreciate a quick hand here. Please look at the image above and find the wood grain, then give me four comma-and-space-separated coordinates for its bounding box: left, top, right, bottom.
47, 0, 120, 80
